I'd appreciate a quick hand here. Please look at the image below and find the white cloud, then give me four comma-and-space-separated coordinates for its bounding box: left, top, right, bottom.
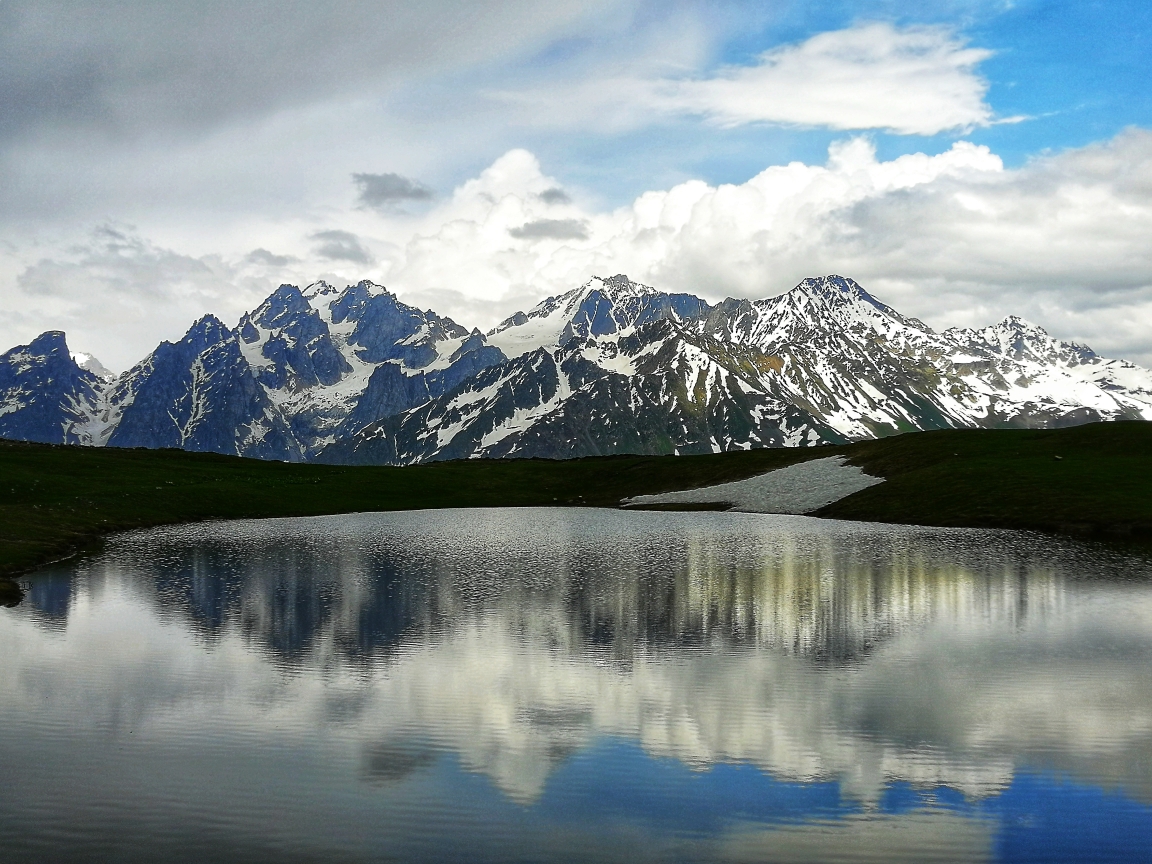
666, 23, 998, 135
383, 131, 1152, 365
9, 130, 1152, 371
493, 23, 1006, 136
9, 226, 276, 370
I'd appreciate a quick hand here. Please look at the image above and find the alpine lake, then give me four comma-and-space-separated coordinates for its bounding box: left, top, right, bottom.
3, 507, 1152, 863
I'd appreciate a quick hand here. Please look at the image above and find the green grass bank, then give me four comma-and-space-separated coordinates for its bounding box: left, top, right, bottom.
1, 421, 1149, 578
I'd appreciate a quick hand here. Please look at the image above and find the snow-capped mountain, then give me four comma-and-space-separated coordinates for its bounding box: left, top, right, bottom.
320, 275, 1152, 464
70, 352, 115, 381
485, 274, 710, 358
2, 274, 1150, 463
687, 276, 1152, 439
0, 331, 105, 445
234, 280, 504, 455
100, 315, 302, 460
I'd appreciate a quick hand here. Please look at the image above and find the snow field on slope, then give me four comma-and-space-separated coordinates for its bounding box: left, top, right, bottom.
620, 456, 884, 514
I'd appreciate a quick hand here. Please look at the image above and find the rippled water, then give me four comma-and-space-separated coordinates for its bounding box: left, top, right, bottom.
3, 509, 1152, 863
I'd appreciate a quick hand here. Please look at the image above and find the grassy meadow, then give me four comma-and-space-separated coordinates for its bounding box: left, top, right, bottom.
1, 420, 1149, 578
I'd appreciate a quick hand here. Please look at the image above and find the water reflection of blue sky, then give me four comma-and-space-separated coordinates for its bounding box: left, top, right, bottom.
543, 745, 1152, 863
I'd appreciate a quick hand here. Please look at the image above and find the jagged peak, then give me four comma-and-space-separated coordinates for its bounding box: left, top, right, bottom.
25, 330, 70, 354
269, 282, 304, 298
968, 316, 1054, 347
696, 297, 755, 338
71, 351, 115, 380
303, 280, 338, 298
591, 274, 657, 300
502, 275, 659, 329
261, 283, 308, 311
768, 274, 934, 333
994, 316, 1096, 360
326, 279, 398, 313
946, 315, 1099, 364
784, 275, 886, 310
491, 310, 529, 333
994, 314, 1046, 334
183, 314, 230, 344
354, 279, 392, 297
192, 312, 227, 327
302, 279, 392, 299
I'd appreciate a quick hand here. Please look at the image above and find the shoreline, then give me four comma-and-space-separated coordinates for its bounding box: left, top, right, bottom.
2, 421, 1150, 579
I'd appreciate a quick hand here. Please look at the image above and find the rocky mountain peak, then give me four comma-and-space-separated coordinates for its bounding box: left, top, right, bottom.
981, 315, 1097, 365
696, 297, 756, 341
784, 275, 898, 317
594, 274, 654, 300
0, 330, 105, 445
303, 280, 339, 299
357, 279, 391, 295
24, 330, 71, 357
488, 274, 712, 358
248, 284, 312, 329
71, 352, 115, 381
182, 315, 232, 351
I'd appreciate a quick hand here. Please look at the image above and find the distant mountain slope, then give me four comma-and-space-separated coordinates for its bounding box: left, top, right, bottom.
2, 274, 1150, 462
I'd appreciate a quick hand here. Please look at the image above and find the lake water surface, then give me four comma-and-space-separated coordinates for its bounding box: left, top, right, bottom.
3, 508, 1152, 863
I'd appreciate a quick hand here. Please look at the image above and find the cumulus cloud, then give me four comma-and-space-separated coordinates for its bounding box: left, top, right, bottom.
382, 133, 1152, 365
353, 173, 434, 209
311, 230, 374, 265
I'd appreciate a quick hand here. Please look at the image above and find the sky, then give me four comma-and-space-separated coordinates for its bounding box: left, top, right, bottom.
3, 0, 1152, 370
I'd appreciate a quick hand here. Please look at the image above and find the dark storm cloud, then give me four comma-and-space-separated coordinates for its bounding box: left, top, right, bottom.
311, 230, 373, 265
246, 248, 298, 267
538, 187, 571, 204
0, 0, 615, 142
353, 173, 434, 209
509, 218, 589, 240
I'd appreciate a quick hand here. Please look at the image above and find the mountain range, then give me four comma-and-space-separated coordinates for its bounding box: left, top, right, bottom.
2, 274, 1149, 464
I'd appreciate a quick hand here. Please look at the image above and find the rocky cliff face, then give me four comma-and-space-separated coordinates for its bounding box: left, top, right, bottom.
105, 315, 302, 460
3, 274, 1150, 463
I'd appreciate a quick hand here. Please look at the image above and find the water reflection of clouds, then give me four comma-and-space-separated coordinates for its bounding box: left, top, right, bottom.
3, 509, 1152, 818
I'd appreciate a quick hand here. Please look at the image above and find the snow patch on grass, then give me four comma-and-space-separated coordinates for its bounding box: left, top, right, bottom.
621, 455, 883, 514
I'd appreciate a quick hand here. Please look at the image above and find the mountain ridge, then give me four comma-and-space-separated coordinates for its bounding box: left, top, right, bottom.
2, 274, 1149, 463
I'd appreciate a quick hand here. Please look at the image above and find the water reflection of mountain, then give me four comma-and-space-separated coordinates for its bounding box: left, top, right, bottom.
10, 510, 1152, 809
101, 539, 431, 662
91, 512, 1078, 666
17, 570, 71, 628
